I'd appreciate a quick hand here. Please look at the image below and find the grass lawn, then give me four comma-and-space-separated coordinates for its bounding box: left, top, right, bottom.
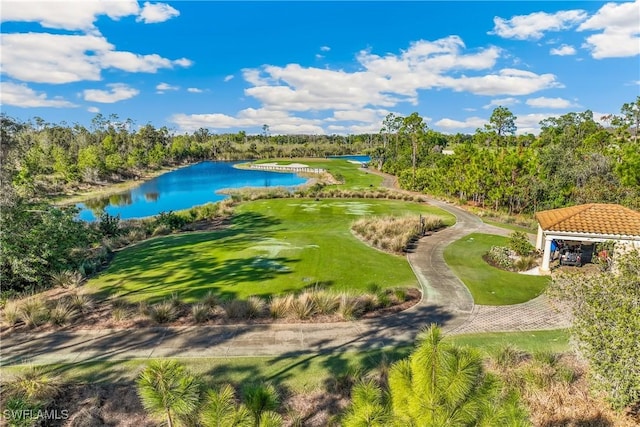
253, 158, 382, 189
86, 198, 455, 303
443, 233, 549, 305
481, 219, 537, 234
0, 330, 569, 392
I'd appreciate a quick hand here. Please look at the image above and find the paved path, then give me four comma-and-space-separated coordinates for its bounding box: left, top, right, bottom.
1, 172, 570, 366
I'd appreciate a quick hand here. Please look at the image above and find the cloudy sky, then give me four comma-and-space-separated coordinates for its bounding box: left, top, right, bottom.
1, 1, 639, 135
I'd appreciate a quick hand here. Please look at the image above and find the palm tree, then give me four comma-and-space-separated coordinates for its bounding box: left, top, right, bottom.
137, 360, 202, 427
343, 325, 529, 427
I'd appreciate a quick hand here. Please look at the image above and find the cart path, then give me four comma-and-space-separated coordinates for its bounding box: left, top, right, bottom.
0, 172, 570, 366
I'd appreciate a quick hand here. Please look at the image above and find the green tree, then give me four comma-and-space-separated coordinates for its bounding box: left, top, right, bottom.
550, 249, 640, 409
342, 325, 529, 426
201, 384, 253, 427
401, 112, 427, 187
242, 383, 280, 426
487, 106, 517, 138
137, 360, 202, 427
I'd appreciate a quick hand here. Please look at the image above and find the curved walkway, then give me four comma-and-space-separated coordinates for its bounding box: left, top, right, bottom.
1, 173, 570, 366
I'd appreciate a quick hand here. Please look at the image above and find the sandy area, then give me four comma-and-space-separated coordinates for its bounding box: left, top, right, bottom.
256, 162, 310, 168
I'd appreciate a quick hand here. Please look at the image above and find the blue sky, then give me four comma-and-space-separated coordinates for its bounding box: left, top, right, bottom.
1, 1, 639, 135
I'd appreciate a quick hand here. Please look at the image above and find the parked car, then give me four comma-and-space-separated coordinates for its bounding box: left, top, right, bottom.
560, 249, 582, 267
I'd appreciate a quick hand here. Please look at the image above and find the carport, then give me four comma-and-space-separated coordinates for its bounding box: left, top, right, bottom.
535, 204, 640, 272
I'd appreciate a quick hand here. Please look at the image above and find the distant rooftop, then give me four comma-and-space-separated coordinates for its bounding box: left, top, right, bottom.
535, 204, 640, 237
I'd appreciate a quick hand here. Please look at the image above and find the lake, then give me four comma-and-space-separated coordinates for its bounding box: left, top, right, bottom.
77, 161, 307, 221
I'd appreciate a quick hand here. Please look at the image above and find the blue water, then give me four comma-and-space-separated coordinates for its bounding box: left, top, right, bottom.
77, 161, 307, 221
329, 155, 371, 163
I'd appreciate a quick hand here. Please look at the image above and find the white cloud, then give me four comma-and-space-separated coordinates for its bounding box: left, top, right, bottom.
526, 97, 577, 109
82, 83, 139, 103
315, 54, 324, 60
440, 68, 562, 96
87, 106, 100, 113
434, 116, 487, 131
550, 44, 577, 56
577, 0, 640, 59
0, 82, 77, 108
137, 2, 180, 24
516, 113, 561, 134
490, 10, 587, 40
0, 33, 192, 84
0, 0, 139, 31
320, 46, 331, 52
187, 87, 203, 93
156, 82, 179, 93
170, 108, 325, 134
483, 97, 520, 109
1, 1, 179, 30
224, 75, 234, 82
327, 109, 390, 123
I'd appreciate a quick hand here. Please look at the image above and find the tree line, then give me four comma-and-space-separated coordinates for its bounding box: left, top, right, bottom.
375, 97, 640, 213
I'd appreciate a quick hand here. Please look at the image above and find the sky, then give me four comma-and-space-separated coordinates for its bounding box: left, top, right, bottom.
1, 1, 639, 136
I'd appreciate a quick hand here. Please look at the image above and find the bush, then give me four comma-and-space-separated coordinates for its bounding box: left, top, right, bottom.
68, 293, 95, 313
2, 300, 21, 326
98, 212, 121, 237
242, 383, 280, 422
202, 290, 219, 309
311, 290, 339, 315
191, 303, 211, 323
49, 301, 78, 326
147, 301, 179, 324
4, 367, 61, 405
111, 306, 129, 322
269, 295, 293, 319
290, 292, 317, 319
487, 246, 514, 270
338, 293, 365, 320
514, 255, 537, 272
50, 270, 83, 288
223, 300, 256, 319
154, 210, 189, 231
19, 297, 49, 328
509, 231, 534, 256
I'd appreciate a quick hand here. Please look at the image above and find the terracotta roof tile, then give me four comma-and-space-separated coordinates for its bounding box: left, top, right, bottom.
535, 204, 640, 237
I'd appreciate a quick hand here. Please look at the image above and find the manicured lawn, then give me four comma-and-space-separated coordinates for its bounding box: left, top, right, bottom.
0, 330, 569, 392
253, 158, 383, 189
86, 198, 455, 303
443, 233, 549, 305
481, 219, 537, 234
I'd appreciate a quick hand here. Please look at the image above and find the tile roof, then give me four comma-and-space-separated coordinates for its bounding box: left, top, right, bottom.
535, 204, 640, 237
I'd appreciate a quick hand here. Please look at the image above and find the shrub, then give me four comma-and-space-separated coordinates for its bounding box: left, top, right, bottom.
98, 212, 121, 237
3, 397, 42, 427
246, 296, 267, 318
392, 287, 407, 303
4, 367, 62, 404
19, 297, 49, 328
168, 292, 182, 308
152, 224, 172, 236
269, 295, 293, 319
191, 303, 211, 323
338, 293, 365, 320
223, 300, 251, 319
127, 228, 147, 243
487, 246, 514, 270
50, 270, 83, 288
111, 307, 129, 322
68, 293, 95, 313
154, 210, 189, 231
358, 293, 379, 312
514, 255, 537, 272
202, 290, 219, 309
311, 290, 339, 315
509, 231, 534, 256
290, 292, 316, 320
242, 383, 280, 422
49, 301, 78, 326
2, 300, 21, 326
147, 301, 179, 324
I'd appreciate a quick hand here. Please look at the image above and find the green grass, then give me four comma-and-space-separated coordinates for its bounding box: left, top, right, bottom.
0, 330, 569, 392
86, 198, 455, 303
443, 233, 549, 305
253, 158, 383, 189
481, 219, 537, 234
447, 329, 570, 355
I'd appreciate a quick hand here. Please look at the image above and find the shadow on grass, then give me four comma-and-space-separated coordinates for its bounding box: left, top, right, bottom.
90, 212, 297, 302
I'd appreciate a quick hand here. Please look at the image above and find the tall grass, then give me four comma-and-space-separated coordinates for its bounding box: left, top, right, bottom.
19, 297, 49, 328
352, 215, 443, 254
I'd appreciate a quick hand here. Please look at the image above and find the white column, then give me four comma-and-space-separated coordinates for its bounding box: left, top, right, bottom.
536, 224, 544, 251
541, 236, 553, 271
